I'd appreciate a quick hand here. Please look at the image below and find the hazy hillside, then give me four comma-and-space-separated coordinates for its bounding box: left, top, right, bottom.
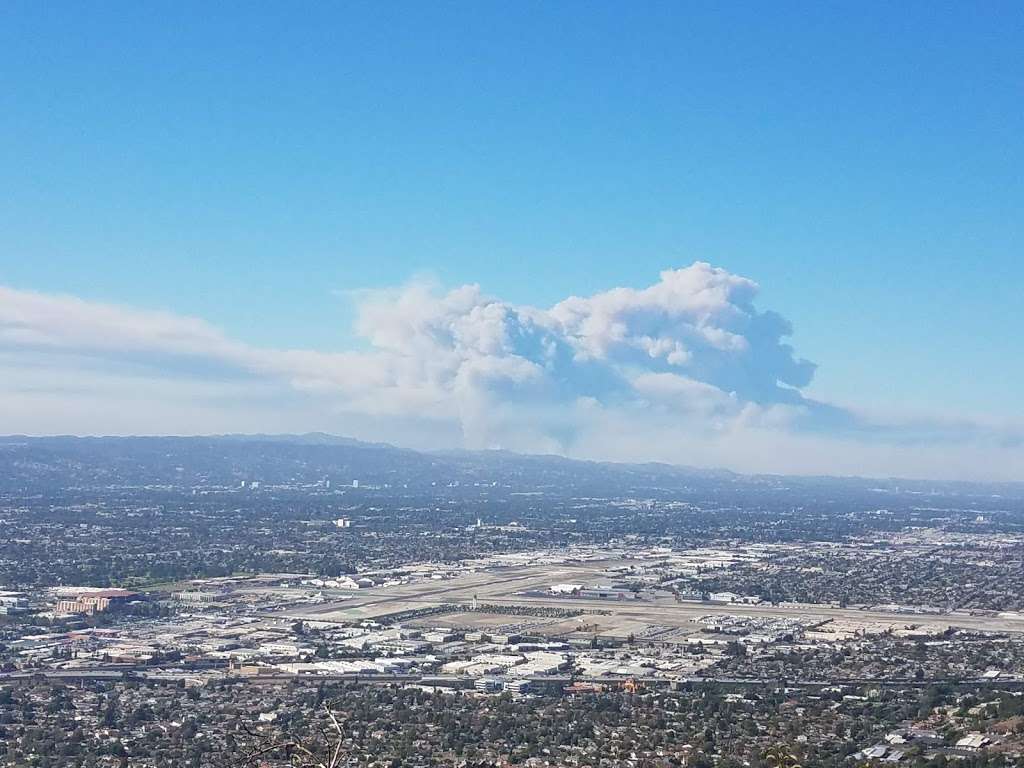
1, 434, 1021, 502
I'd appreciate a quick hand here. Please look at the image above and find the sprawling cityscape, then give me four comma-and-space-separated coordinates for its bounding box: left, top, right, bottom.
4, 0, 1021, 765
1, 436, 1022, 767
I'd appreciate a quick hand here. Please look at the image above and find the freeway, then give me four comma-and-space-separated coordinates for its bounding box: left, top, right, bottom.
4, 667, 1023, 692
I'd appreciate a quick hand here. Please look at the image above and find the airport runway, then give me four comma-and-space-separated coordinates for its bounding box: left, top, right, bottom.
275, 560, 1024, 635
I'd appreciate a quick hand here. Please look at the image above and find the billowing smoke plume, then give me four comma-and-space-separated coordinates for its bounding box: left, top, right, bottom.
340, 262, 816, 448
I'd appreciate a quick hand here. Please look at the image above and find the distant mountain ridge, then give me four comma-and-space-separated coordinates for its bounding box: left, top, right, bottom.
0, 433, 1021, 498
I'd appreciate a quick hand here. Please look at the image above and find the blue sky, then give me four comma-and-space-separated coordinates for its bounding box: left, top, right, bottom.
1, 2, 1022, 478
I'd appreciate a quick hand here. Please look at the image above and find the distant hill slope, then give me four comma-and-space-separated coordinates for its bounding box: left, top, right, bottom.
0, 433, 1021, 499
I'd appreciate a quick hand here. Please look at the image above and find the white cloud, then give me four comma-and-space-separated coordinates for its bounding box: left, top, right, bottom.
0, 265, 1021, 480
